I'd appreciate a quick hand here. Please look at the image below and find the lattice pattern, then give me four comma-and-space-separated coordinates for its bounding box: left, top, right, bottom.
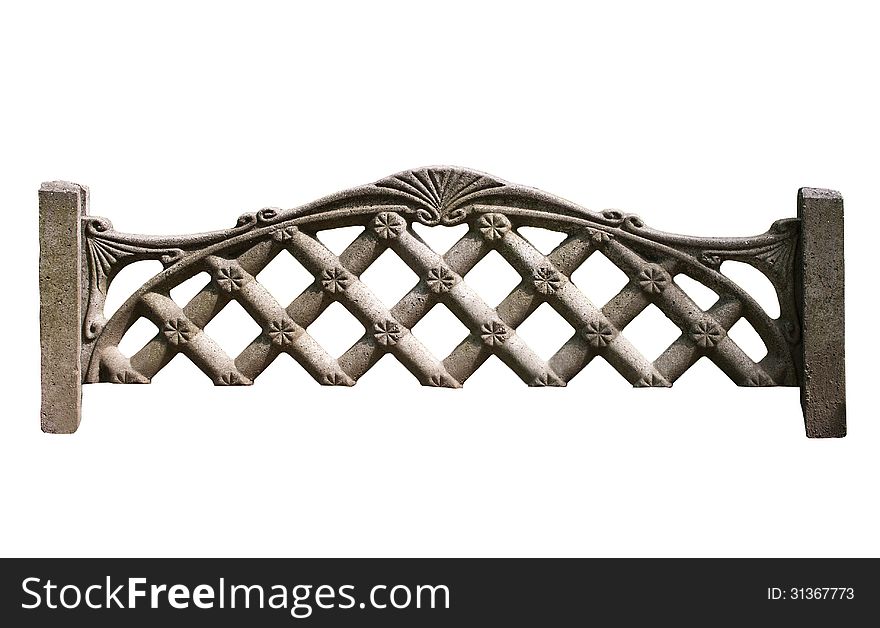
38, 171, 849, 436
83, 170, 797, 390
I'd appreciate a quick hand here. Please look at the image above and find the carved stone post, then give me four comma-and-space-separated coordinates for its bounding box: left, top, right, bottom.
39, 181, 88, 433
797, 188, 846, 438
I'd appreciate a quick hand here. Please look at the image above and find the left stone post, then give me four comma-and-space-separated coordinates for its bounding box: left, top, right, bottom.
39, 181, 88, 433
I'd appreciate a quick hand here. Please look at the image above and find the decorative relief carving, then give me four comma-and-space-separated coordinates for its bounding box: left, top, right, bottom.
478, 213, 511, 242
320, 267, 351, 294
700, 253, 722, 269
217, 371, 251, 386
267, 318, 299, 346
745, 372, 774, 387
80, 212, 258, 346
533, 267, 563, 295
582, 322, 616, 348
374, 168, 505, 226
698, 220, 798, 282
689, 320, 725, 349
215, 266, 245, 293
323, 372, 353, 386
83, 233, 182, 341
371, 212, 406, 240
587, 228, 612, 247
426, 266, 456, 294
429, 373, 458, 388
272, 225, 299, 242
530, 373, 554, 387
635, 373, 670, 388
163, 318, 195, 345
480, 321, 509, 346
373, 320, 403, 346
80, 166, 796, 399
638, 265, 670, 295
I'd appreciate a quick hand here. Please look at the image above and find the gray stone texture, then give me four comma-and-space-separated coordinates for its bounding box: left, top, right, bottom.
39, 181, 86, 434
797, 188, 846, 438
37, 169, 846, 437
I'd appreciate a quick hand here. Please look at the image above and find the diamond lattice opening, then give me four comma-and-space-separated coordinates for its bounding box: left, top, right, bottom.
515, 303, 576, 361
306, 301, 365, 358
411, 222, 470, 255
727, 318, 768, 362
567, 354, 632, 389
359, 249, 419, 309
462, 353, 523, 387
673, 273, 719, 310
256, 250, 315, 307
410, 303, 471, 361
150, 352, 211, 386
621, 303, 682, 362
202, 300, 263, 359
674, 355, 733, 388
118, 317, 159, 359
104, 259, 164, 317
462, 250, 522, 307
317, 226, 364, 256
356, 353, 420, 386
570, 252, 630, 308
517, 226, 568, 255
720, 261, 780, 318
170, 271, 211, 308
254, 352, 315, 387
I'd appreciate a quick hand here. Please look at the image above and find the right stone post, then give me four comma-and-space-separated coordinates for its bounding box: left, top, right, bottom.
797, 187, 846, 438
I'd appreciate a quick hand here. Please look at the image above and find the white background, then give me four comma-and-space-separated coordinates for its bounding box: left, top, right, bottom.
1, 1, 877, 557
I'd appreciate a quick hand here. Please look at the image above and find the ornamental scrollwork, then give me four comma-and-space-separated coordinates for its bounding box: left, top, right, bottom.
78, 166, 802, 396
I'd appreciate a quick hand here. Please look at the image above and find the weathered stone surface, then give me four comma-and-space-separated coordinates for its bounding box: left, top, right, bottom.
37, 168, 845, 436
39, 181, 86, 434
797, 188, 846, 438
